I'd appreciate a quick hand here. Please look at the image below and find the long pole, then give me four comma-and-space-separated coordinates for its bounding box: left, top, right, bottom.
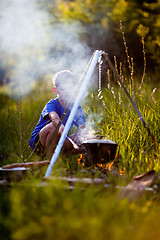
44, 50, 101, 177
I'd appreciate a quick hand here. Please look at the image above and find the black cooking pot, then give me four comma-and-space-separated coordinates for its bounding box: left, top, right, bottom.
80, 139, 118, 167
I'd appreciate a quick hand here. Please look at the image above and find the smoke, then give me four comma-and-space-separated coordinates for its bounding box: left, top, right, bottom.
78, 112, 104, 143
0, 0, 91, 96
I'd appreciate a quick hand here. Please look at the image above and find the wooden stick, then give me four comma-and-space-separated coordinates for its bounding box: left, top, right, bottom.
2, 160, 50, 169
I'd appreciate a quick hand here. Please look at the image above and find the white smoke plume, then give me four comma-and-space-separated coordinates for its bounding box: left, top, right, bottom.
78, 112, 104, 143
0, 0, 92, 96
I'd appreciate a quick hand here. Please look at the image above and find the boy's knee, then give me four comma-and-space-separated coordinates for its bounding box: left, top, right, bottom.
48, 122, 61, 137
47, 122, 56, 131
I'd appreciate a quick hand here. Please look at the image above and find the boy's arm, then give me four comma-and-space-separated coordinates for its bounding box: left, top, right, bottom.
49, 111, 64, 135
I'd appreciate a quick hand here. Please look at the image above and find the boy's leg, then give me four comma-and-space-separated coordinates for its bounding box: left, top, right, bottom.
39, 122, 73, 159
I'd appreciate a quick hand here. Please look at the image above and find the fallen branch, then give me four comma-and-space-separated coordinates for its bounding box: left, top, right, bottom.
45, 176, 105, 185
2, 160, 50, 169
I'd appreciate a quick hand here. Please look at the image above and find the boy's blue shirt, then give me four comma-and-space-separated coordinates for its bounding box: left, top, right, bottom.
29, 97, 86, 150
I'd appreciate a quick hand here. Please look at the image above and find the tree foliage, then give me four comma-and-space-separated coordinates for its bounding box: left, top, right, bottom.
50, 0, 160, 74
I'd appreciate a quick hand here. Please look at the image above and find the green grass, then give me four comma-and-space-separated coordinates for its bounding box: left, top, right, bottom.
1, 178, 160, 240
0, 72, 160, 240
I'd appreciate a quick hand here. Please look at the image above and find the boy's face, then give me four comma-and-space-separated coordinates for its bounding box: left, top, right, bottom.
57, 84, 76, 105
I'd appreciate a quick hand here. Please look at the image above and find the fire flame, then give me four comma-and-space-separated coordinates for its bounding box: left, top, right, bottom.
77, 153, 126, 175
96, 160, 115, 170
119, 166, 126, 175
106, 160, 115, 171
77, 154, 84, 166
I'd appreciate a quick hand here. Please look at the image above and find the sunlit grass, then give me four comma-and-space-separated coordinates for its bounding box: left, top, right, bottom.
1, 178, 160, 240
0, 71, 160, 240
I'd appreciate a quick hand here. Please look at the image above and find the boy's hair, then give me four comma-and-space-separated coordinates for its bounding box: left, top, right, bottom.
52, 70, 76, 88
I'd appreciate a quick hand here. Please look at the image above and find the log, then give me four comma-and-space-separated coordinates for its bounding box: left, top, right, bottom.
45, 176, 105, 185
2, 160, 50, 169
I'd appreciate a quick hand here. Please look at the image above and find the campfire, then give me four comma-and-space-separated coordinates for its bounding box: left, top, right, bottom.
77, 150, 126, 176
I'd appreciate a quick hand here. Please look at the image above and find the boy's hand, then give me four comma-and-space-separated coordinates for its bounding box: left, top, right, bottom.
58, 124, 65, 135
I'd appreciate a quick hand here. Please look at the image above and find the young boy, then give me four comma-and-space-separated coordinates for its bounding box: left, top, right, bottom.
29, 70, 86, 160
